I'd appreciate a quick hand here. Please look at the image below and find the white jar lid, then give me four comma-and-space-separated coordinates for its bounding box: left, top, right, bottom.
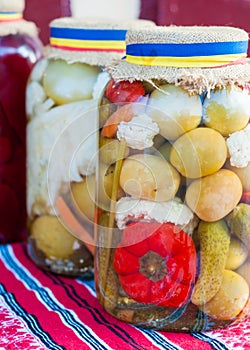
0, 0, 24, 13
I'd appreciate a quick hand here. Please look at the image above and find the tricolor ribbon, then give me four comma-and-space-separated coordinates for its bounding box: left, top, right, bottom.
0, 11, 23, 22
50, 27, 127, 53
125, 41, 248, 68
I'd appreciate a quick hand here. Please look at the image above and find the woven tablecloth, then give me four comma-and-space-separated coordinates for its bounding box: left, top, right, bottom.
0, 242, 249, 350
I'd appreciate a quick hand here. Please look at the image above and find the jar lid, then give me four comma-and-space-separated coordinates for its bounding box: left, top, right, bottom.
47, 17, 155, 67
0, 0, 24, 13
109, 25, 250, 93
0, 0, 38, 37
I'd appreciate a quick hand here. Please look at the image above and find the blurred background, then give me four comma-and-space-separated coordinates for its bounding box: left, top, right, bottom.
24, 0, 250, 53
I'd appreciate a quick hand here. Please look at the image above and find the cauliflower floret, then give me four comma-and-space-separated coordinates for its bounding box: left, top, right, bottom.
227, 124, 250, 168
26, 81, 46, 117
117, 113, 159, 150
115, 197, 194, 231
30, 58, 49, 82
34, 98, 55, 116
27, 99, 98, 216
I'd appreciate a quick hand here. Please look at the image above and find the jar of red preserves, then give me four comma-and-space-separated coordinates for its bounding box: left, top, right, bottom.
95, 25, 250, 331
0, 0, 43, 243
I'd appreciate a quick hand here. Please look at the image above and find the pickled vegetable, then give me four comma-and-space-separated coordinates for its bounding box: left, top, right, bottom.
114, 222, 197, 307
226, 203, 250, 250
43, 59, 100, 105
170, 128, 227, 178
185, 169, 242, 221
158, 142, 172, 162
153, 134, 166, 149
191, 220, 230, 305
203, 86, 250, 136
98, 163, 124, 209
105, 79, 145, 103
119, 154, 180, 201
99, 137, 129, 165
101, 104, 136, 138
225, 160, 250, 192
30, 215, 79, 259
147, 84, 202, 140
225, 237, 248, 270
201, 270, 249, 320
236, 257, 250, 285
71, 177, 95, 222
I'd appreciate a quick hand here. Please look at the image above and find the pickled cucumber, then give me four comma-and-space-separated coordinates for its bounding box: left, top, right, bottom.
191, 220, 230, 306
226, 203, 250, 250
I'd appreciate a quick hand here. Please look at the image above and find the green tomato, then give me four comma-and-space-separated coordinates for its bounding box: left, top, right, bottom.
43, 59, 100, 105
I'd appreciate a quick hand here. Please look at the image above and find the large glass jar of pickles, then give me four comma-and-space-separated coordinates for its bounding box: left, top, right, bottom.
95, 26, 250, 331
26, 17, 155, 276
0, 0, 43, 244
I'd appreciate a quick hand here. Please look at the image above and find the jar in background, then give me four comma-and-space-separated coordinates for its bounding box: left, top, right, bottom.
95, 25, 250, 331
0, 0, 43, 243
26, 17, 155, 276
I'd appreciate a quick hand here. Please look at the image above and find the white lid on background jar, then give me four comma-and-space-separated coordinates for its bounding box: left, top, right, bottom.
0, 0, 38, 37
47, 17, 155, 67
0, 0, 24, 12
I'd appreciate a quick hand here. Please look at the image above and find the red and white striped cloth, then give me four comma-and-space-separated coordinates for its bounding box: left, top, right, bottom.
0, 243, 249, 350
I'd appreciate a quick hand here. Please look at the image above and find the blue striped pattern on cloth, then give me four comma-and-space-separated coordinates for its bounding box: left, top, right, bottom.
0, 243, 248, 350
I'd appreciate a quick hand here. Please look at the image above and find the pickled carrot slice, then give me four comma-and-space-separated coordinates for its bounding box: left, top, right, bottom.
101, 104, 135, 138
56, 196, 95, 255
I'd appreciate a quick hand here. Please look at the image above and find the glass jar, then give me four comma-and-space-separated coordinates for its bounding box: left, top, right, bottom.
26, 17, 155, 276
0, 0, 43, 244
95, 26, 250, 331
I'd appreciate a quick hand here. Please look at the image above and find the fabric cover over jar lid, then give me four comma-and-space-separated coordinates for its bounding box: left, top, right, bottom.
109, 25, 250, 94
47, 17, 155, 67
0, 0, 38, 37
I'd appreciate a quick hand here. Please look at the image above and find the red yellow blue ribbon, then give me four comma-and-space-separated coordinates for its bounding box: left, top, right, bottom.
50, 27, 127, 53
125, 41, 248, 68
0, 11, 23, 22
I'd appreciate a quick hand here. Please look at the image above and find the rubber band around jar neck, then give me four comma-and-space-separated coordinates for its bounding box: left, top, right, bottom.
50, 26, 127, 53
0, 11, 23, 22
124, 40, 248, 68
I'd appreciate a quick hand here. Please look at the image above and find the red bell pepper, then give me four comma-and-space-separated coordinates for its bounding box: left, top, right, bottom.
105, 79, 145, 104
114, 222, 197, 308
